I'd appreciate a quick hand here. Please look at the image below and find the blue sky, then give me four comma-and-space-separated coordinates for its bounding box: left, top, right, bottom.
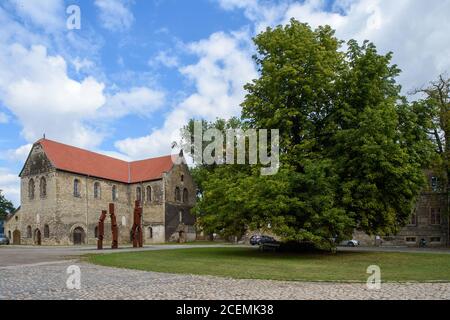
1, 0, 450, 205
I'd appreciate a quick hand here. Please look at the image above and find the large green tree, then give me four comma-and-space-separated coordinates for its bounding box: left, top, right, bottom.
186, 19, 434, 247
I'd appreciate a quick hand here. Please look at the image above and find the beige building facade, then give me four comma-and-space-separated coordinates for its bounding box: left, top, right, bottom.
5, 139, 196, 246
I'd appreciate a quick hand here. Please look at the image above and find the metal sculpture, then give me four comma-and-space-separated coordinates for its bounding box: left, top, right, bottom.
97, 210, 107, 250
97, 203, 119, 250
97, 201, 144, 250
110, 203, 119, 249
131, 200, 143, 248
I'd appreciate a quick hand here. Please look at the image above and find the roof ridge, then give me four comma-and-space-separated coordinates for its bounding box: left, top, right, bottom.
39, 138, 173, 164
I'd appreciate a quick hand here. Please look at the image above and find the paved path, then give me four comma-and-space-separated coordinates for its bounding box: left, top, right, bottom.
338, 246, 450, 255
0, 261, 449, 300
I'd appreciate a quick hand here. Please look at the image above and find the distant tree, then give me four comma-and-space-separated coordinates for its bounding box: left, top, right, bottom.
0, 190, 15, 220
413, 75, 450, 182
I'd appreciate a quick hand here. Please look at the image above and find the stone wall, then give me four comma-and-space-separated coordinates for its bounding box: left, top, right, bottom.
54, 171, 132, 245
393, 192, 448, 247
163, 163, 196, 242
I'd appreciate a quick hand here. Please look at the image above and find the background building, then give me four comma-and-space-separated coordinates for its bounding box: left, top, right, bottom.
355, 170, 449, 247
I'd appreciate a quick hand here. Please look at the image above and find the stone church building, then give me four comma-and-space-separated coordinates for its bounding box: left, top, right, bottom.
5, 138, 196, 246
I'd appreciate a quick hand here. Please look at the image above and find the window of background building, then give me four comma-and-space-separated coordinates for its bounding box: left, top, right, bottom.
431, 176, 440, 192
408, 213, 417, 226
430, 208, 441, 225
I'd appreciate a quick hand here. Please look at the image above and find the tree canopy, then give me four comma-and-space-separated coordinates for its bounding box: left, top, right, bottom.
0, 190, 15, 220
183, 19, 435, 248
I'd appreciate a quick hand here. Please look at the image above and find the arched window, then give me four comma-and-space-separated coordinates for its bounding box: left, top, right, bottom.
94, 182, 101, 199
74, 179, 80, 197
136, 187, 142, 202
8, 230, 11, 239
27, 225, 32, 238
112, 185, 117, 201
181, 174, 184, 182
44, 224, 50, 238
146, 186, 152, 203
40, 177, 47, 198
148, 227, 153, 239
183, 188, 188, 203
28, 179, 35, 200
175, 187, 181, 202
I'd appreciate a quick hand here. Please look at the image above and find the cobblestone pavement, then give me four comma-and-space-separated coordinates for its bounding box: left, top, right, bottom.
0, 261, 449, 300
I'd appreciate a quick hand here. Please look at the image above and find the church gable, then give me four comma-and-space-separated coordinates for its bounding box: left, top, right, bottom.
19, 142, 54, 177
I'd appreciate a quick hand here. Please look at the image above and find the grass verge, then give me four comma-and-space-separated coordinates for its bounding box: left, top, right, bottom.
85, 247, 450, 282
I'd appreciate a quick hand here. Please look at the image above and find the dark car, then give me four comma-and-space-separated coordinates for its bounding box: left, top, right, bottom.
0, 235, 10, 245
250, 235, 277, 246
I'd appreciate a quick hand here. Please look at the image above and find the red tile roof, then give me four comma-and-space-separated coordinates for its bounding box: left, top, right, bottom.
35, 139, 174, 183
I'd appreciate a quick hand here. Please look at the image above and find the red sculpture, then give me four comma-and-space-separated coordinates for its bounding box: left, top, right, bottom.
97, 210, 107, 250
110, 203, 119, 249
131, 200, 143, 248
97, 201, 144, 250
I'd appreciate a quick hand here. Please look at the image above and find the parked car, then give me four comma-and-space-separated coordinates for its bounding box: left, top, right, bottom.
250, 235, 277, 246
340, 239, 360, 247
0, 235, 10, 245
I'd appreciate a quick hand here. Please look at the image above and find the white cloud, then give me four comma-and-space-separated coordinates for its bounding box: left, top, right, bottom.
0, 44, 106, 149
0, 168, 20, 207
100, 87, 166, 119
94, 0, 134, 32
8, 0, 65, 33
0, 144, 32, 162
149, 50, 179, 69
0, 112, 8, 124
217, 0, 450, 94
115, 30, 257, 159
72, 57, 95, 73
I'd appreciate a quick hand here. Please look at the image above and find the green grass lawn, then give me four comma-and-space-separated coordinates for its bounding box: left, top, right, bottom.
85, 247, 450, 282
